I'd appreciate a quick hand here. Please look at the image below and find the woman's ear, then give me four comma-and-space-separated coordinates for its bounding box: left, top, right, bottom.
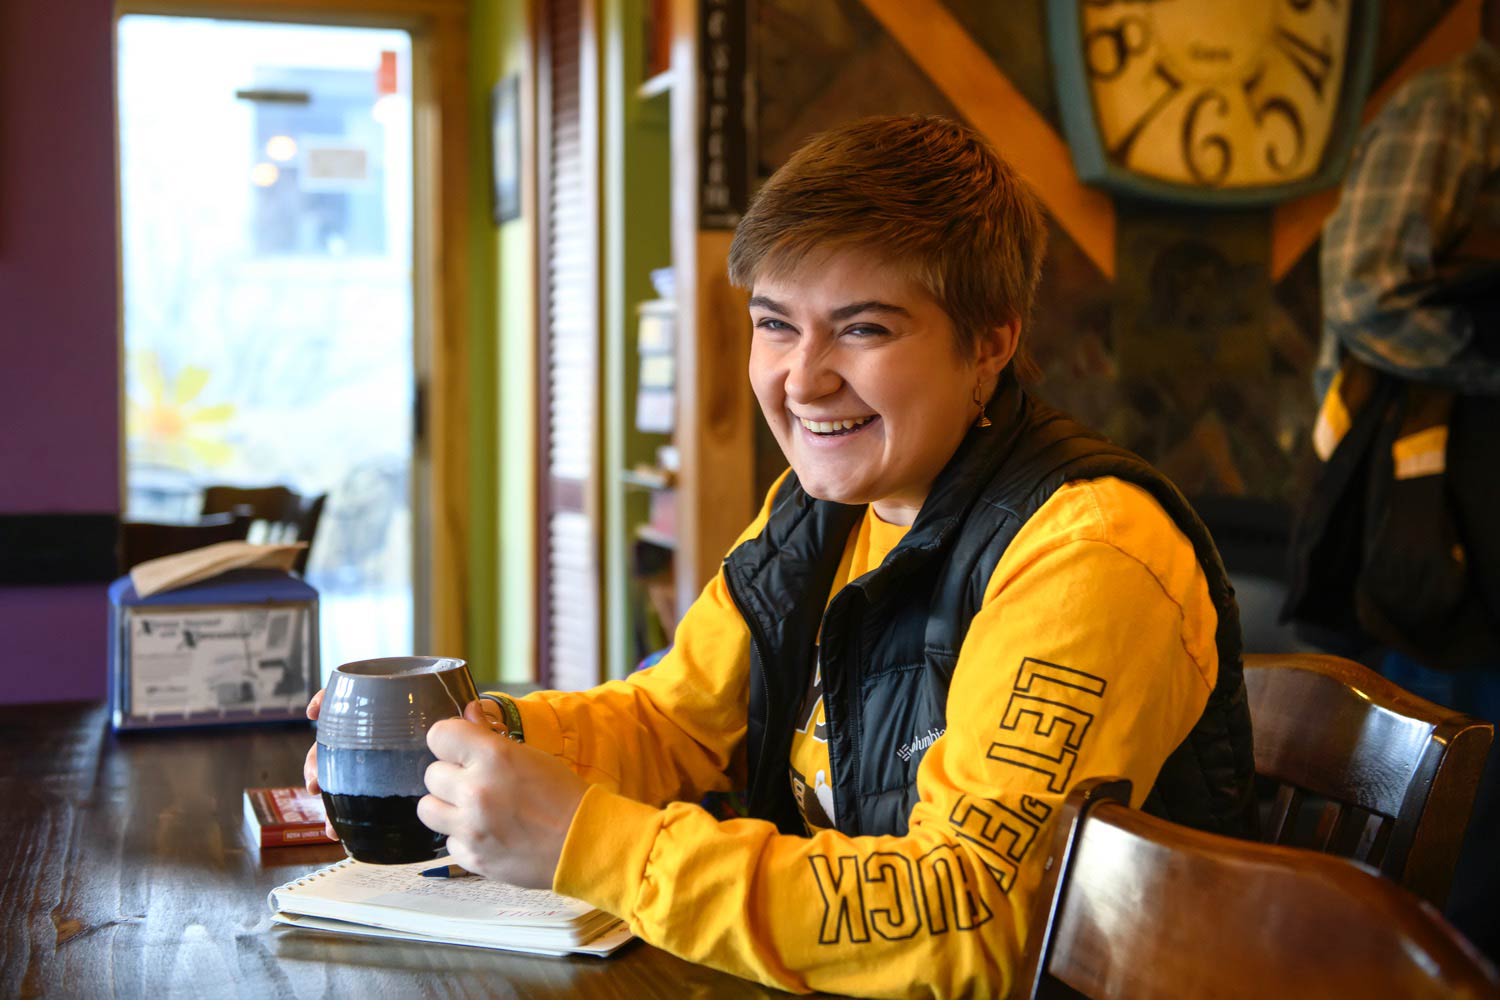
976, 319, 1021, 383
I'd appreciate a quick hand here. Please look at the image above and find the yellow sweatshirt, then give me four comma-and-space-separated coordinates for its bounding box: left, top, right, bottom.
503, 474, 1217, 998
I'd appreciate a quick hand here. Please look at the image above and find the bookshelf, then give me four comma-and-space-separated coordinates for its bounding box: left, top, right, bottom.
599, 0, 755, 677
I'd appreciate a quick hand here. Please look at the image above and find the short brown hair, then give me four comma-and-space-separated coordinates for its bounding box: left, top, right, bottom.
728, 114, 1048, 382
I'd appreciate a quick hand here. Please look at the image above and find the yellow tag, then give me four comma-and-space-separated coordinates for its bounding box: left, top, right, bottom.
1392, 425, 1448, 480
1312, 370, 1351, 462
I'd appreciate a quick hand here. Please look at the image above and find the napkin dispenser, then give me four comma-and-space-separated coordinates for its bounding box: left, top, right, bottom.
107, 568, 320, 731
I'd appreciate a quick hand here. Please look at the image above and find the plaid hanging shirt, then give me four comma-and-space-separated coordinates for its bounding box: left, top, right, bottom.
1319, 39, 1500, 398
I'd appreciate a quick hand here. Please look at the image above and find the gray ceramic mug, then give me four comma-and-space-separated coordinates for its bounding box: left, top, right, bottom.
315, 656, 479, 863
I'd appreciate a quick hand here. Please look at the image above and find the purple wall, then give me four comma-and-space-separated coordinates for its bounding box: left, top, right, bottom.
0, 0, 119, 703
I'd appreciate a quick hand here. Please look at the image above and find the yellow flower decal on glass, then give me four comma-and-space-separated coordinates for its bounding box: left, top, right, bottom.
126, 351, 237, 468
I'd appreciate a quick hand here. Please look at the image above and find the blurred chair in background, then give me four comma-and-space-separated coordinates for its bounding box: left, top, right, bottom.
200, 485, 326, 577
1243, 653, 1493, 908
1015, 777, 1500, 999
119, 511, 253, 573
318, 460, 405, 592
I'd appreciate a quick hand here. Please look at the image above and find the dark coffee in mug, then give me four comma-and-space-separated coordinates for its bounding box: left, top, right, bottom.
319, 789, 445, 865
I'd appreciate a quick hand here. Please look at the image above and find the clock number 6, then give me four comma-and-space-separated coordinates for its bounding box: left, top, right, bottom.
1181, 90, 1232, 186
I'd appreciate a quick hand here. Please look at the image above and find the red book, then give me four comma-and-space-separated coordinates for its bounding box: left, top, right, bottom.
243, 786, 339, 848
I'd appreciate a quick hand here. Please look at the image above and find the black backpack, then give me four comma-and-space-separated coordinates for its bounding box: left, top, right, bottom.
1283, 358, 1500, 669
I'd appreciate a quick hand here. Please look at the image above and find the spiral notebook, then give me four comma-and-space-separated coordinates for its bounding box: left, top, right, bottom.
268, 856, 634, 957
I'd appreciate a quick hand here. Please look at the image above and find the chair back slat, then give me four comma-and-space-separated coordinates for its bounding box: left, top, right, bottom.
1264, 782, 1300, 843
1331, 804, 1378, 857
1267, 789, 1390, 867
119, 512, 253, 572
1016, 777, 1500, 999
1245, 654, 1493, 906
1312, 800, 1346, 852
1352, 812, 1389, 865
199, 485, 326, 576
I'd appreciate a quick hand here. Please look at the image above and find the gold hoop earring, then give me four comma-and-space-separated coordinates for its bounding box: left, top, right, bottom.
973, 381, 993, 429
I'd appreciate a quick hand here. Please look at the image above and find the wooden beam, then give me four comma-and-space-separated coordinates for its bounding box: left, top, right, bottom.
424, 8, 471, 657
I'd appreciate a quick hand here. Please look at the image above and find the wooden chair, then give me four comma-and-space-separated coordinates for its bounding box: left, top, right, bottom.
200, 485, 326, 576
1244, 652, 1493, 907
119, 511, 253, 572
1015, 777, 1500, 999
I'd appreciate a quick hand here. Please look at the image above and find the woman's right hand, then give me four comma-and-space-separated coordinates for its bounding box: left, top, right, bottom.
302, 689, 339, 840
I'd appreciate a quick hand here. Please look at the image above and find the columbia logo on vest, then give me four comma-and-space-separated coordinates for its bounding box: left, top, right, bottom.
896, 726, 945, 762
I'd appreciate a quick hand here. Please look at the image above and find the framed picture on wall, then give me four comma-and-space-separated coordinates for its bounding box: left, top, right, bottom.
490, 74, 521, 225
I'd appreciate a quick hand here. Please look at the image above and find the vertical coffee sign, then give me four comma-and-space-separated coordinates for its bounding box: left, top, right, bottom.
699, 0, 748, 229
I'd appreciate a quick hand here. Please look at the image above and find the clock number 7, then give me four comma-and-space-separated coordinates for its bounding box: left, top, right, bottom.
1106, 62, 1182, 163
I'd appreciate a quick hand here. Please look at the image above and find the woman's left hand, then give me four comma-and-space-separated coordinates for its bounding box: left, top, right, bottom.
419, 700, 589, 889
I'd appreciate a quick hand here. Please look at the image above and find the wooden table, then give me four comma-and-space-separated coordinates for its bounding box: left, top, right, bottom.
0, 703, 789, 998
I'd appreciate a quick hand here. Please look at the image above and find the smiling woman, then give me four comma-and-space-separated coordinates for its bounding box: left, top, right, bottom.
306, 114, 1258, 998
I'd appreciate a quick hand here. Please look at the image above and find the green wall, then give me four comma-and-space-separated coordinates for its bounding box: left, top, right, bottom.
469, 0, 534, 685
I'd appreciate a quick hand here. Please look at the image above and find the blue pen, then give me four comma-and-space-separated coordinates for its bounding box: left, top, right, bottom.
420, 863, 472, 878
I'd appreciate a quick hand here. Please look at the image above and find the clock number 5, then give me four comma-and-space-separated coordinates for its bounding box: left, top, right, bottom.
1244, 69, 1307, 175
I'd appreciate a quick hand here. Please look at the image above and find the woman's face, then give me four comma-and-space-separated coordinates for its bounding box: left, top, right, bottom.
748, 247, 1014, 525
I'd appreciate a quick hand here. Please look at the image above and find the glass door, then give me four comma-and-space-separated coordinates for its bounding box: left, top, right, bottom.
117, 15, 417, 666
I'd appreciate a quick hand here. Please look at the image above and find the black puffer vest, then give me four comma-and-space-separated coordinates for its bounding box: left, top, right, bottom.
722, 377, 1257, 839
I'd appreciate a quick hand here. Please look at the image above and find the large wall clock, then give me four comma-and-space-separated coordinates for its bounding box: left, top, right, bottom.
1048, 0, 1381, 206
